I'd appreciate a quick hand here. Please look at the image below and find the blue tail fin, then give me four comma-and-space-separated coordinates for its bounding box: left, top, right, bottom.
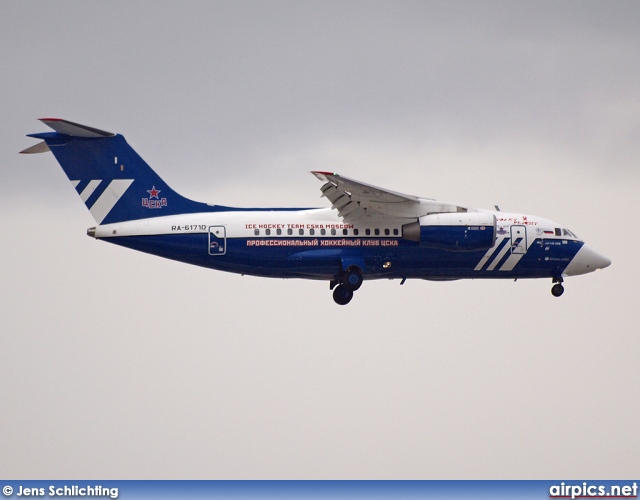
21, 118, 213, 224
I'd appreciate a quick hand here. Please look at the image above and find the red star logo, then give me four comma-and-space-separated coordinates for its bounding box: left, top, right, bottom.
147, 186, 161, 199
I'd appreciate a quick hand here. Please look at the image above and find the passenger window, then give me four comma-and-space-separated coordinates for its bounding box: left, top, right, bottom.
265, 229, 271, 236
365, 229, 371, 236
287, 229, 293, 235
354, 229, 359, 236
384, 228, 390, 236
254, 229, 260, 236
310, 229, 315, 235
320, 228, 326, 236
393, 228, 398, 236
374, 228, 380, 236
277, 228, 282, 235
299, 229, 304, 235
331, 229, 336, 235
343, 229, 348, 236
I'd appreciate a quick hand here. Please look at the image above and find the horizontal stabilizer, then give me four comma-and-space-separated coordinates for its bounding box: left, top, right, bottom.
19, 141, 50, 154
39, 118, 115, 137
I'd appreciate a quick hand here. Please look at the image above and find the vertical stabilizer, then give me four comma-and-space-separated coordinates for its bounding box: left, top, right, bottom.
21, 119, 213, 224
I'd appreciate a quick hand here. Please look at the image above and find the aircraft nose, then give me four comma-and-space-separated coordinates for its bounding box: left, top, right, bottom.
564, 244, 611, 276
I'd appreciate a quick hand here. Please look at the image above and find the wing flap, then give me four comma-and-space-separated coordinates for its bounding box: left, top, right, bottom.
332, 194, 351, 210
338, 201, 360, 217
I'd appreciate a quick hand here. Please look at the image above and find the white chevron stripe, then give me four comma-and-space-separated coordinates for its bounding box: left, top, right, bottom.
474, 237, 505, 271
79, 180, 102, 202
71, 180, 80, 189
486, 241, 512, 271
89, 179, 134, 223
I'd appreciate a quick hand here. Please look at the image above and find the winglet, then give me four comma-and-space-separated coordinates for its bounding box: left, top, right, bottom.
38, 118, 115, 138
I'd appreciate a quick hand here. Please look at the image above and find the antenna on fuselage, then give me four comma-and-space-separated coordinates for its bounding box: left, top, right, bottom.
494, 205, 501, 211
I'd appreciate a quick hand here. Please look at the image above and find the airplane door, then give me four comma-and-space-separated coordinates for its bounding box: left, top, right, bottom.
208, 226, 226, 255
510, 225, 527, 254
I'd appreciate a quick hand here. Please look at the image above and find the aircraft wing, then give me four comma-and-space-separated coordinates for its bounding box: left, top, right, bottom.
312, 171, 462, 222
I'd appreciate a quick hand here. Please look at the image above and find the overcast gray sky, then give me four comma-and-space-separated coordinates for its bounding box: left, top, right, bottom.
1, 1, 638, 479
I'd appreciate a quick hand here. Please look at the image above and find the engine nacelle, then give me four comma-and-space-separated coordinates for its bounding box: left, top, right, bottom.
416, 212, 496, 251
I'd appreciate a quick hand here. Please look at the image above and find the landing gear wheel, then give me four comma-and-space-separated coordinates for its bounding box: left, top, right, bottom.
551, 283, 564, 297
344, 267, 363, 291
333, 284, 354, 305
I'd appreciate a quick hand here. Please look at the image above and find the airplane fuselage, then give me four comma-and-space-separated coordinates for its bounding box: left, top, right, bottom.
91, 207, 594, 282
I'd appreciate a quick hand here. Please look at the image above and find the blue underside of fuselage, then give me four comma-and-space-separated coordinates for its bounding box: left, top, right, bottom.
102, 234, 584, 281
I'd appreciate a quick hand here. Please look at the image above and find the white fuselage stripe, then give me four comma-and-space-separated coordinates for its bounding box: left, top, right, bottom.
499, 253, 525, 271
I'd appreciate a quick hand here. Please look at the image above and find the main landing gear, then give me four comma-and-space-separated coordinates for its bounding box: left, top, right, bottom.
333, 285, 353, 305
551, 277, 564, 297
331, 266, 363, 305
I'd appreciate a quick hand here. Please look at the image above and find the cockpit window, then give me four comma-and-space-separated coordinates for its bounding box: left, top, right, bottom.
562, 228, 578, 239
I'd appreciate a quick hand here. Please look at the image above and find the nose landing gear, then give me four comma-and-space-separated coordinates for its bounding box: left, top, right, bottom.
331, 266, 364, 305
551, 277, 564, 297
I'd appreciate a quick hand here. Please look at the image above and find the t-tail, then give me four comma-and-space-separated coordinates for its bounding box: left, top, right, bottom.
21, 118, 213, 224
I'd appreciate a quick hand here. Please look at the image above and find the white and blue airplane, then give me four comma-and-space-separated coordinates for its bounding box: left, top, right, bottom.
21, 118, 611, 305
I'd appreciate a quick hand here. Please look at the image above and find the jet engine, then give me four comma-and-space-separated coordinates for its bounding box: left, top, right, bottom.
403, 212, 496, 251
